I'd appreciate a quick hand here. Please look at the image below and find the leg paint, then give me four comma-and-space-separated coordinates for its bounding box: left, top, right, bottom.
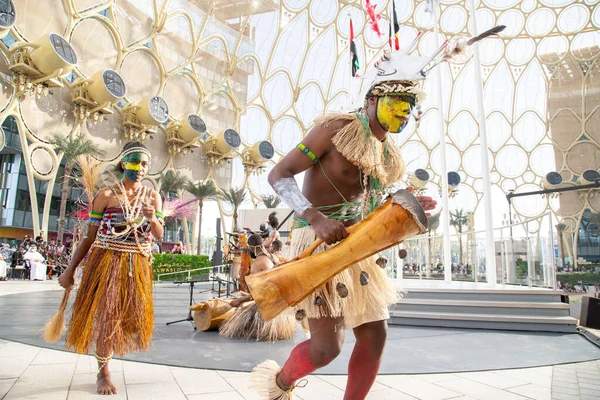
343, 321, 387, 400
278, 341, 319, 388
279, 317, 345, 388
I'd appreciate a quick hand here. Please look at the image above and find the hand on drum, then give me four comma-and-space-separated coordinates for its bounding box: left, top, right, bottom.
311, 214, 348, 245
407, 186, 437, 216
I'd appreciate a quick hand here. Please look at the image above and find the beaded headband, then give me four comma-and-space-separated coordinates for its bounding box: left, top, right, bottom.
121, 147, 151, 160
368, 82, 426, 104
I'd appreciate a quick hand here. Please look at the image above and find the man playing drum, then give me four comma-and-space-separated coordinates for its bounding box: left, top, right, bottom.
250, 49, 438, 399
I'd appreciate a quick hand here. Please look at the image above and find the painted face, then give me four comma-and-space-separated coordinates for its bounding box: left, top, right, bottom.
376, 95, 414, 133
122, 152, 150, 181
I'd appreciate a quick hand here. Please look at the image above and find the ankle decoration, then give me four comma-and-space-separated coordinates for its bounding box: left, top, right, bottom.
94, 352, 114, 372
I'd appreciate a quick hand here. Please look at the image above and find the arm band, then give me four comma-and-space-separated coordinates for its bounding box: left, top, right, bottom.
272, 177, 312, 215
297, 143, 319, 164
89, 211, 103, 226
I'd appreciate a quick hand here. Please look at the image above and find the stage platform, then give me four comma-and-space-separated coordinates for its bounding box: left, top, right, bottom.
398, 279, 555, 291
0, 281, 598, 375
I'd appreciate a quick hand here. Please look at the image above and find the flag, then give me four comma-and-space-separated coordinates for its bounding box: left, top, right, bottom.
350, 18, 360, 77
392, 0, 400, 50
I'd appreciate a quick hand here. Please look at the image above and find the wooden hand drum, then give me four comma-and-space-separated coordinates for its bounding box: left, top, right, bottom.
245, 189, 428, 322
190, 298, 234, 331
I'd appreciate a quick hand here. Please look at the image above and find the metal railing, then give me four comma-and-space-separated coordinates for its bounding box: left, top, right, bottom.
384, 212, 557, 288
156, 264, 226, 283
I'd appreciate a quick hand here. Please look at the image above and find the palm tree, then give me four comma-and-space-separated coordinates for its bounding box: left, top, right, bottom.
261, 194, 281, 209
555, 223, 567, 268
49, 134, 103, 243
220, 186, 247, 233
449, 209, 469, 267
159, 170, 187, 201
185, 180, 219, 255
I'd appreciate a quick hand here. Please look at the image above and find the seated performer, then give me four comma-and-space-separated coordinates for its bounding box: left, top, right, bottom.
249, 47, 442, 399
58, 141, 164, 395
219, 234, 296, 341
269, 240, 286, 264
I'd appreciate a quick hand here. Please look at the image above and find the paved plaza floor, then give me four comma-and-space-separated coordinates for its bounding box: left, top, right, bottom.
1, 280, 599, 399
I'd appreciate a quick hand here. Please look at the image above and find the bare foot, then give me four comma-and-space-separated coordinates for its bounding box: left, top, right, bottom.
97, 372, 118, 395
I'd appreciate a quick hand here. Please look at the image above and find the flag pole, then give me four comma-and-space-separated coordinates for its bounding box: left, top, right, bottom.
468, 0, 497, 286
348, 12, 353, 108
432, 0, 452, 283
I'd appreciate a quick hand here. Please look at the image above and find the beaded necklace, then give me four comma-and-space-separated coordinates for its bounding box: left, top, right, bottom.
109, 182, 152, 259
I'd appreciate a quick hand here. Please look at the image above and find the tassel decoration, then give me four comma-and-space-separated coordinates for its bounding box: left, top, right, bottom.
249, 360, 296, 400
42, 287, 72, 343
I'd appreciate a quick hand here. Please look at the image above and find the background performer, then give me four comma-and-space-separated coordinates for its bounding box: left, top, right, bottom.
58, 142, 164, 395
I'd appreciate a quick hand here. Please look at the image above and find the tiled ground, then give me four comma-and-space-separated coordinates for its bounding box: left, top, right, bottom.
1, 281, 599, 399
1, 339, 599, 399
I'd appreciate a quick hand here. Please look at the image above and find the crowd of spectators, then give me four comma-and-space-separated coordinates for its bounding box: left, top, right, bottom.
0, 232, 72, 281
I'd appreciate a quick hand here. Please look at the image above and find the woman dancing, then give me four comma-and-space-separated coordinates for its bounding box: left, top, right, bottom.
58, 141, 164, 395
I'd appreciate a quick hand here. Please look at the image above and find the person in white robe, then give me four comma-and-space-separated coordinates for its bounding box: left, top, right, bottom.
0, 251, 7, 280
24, 246, 46, 281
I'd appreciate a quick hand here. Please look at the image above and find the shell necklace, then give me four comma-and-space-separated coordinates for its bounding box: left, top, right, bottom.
111, 181, 148, 237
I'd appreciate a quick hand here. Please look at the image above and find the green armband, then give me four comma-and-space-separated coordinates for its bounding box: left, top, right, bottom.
297, 143, 318, 164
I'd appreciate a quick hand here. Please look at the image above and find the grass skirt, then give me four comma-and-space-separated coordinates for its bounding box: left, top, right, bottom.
289, 226, 401, 328
219, 302, 296, 341
65, 246, 153, 356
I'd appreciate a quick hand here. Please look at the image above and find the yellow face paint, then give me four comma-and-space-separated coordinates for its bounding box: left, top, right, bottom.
376, 96, 413, 133
124, 162, 141, 171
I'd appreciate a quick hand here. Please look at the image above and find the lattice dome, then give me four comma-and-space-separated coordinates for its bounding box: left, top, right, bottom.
1, 0, 599, 249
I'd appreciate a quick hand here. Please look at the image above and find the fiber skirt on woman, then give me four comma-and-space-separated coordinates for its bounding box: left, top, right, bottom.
65, 244, 153, 355
219, 302, 296, 342
288, 226, 402, 329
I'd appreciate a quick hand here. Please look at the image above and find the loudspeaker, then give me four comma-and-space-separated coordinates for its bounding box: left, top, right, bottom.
580, 297, 600, 329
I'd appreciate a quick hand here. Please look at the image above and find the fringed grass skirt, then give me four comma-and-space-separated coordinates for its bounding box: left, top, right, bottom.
288, 226, 402, 329
219, 302, 296, 342
65, 246, 153, 356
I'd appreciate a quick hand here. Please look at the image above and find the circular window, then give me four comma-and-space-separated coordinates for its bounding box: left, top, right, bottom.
148, 96, 169, 124
102, 70, 126, 98
224, 129, 241, 149
0, 0, 16, 29
258, 141, 274, 160
582, 170, 600, 182
188, 115, 206, 133
415, 169, 430, 181
448, 171, 461, 187
49, 33, 77, 64
546, 172, 563, 185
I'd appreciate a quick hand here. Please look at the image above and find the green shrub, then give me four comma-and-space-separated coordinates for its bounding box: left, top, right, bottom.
152, 254, 212, 282
556, 272, 600, 285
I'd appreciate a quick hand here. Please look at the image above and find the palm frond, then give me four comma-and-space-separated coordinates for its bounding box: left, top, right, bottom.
75, 154, 103, 205
185, 180, 219, 200
159, 170, 187, 198
48, 134, 104, 162
261, 194, 281, 209
220, 186, 247, 209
